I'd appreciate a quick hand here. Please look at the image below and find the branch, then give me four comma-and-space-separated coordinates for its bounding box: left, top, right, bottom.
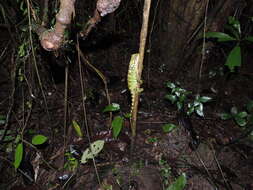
39, 0, 75, 51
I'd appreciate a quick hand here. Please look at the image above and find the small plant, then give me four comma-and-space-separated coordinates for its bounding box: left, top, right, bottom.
14, 134, 48, 169
205, 16, 253, 72
159, 159, 172, 187
220, 100, 253, 127
165, 81, 212, 117
103, 103, 128, 138
159, 159, 187, 190
147, 137, 158, 143
64, 152, 78, 171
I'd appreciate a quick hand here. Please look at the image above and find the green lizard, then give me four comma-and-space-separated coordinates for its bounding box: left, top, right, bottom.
127, 53, 143, 114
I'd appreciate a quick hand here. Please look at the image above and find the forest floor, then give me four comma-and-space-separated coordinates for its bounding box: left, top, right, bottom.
0, 30, 253, 190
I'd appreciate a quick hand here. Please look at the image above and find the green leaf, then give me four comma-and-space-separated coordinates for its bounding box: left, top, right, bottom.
124, 113, 131, 118
187, 103, 194, 115
178, 94, 186, 103
168, 173, 187, 190
103, 103, 120, 112
167, 82, 176, 89
246, 100, 253, 113
244, 36, 253, 43
32, 135, 48, 145
162, 124, 178, 133
205, 32, 236, 42
225, 46, 241, 72
112, 116, 124, 138
225, 24, 239, 39
199, 96, 212, 103
72, 120, 83, 137
14, 143, 23, 169
228, 16, 241, 35
195, 103, 204, 117
176, 102, 183, 111
165, 94, 177, 104
81, 140, 105, 164
193, 100, 200, 107
174, 88, 182, 97
237, 111, 248, 118
235, 117, 247, 127
220, 113, 232, 120
147, 137, 158, 143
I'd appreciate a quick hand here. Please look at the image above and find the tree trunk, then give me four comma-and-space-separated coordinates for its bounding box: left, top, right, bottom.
156, 0, 243, 74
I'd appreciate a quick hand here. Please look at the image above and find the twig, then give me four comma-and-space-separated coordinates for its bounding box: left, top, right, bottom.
26, 0, 52, 128
41, 0, 49, 26
76, 45, 112, 126
63, 59, 69, 150
0, 50, 16, 143
131, 0, 152, 138
197, 0, 209, 95
22, 139, 57, 171
76, 39, 101, 186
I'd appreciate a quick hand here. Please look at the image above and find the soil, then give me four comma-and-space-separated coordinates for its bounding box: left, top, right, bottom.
1, 10, 253, 190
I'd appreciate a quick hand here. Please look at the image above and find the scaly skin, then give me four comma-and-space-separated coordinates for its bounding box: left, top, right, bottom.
127, 53, 143, 114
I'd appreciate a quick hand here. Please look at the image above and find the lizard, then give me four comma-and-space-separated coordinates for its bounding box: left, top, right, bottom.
127, 53, 143, 114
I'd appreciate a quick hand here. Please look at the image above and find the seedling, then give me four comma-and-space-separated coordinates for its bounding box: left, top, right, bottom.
14, 134, 48, 169
159, 159, 172, 187
103, 103, 127, 138
220, 100, 253, 127
165, 82, 212, 117
64, 152, 78, 171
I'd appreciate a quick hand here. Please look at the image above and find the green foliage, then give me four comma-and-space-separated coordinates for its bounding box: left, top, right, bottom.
167, 173, 187, 190
187, 95, 212, 117
12, 134, 48, 169
205, 32, 236, 42
205, 16, 253, 72
103, 103, 128, 139
221, 106, 247, 127
81, 140, 105, 164
147, 137, 158, 143
225, 46, 241, 71
159, 159, 172, 187
103, 103, 120, 112
112, 116, 124, 138
72, 120, 83, 138
64, 152, 78, 171
14, 143, 23, 169
32, 135, 48, 145
165, 82, 190, 111
165, 82, 212, 117
101, 184, 113, 190
221, 101, 253, 127
162, 124, 178, 133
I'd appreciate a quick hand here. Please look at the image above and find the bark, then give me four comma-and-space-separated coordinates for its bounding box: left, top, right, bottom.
156, 0, 243, 73
39, 0, 75, 51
